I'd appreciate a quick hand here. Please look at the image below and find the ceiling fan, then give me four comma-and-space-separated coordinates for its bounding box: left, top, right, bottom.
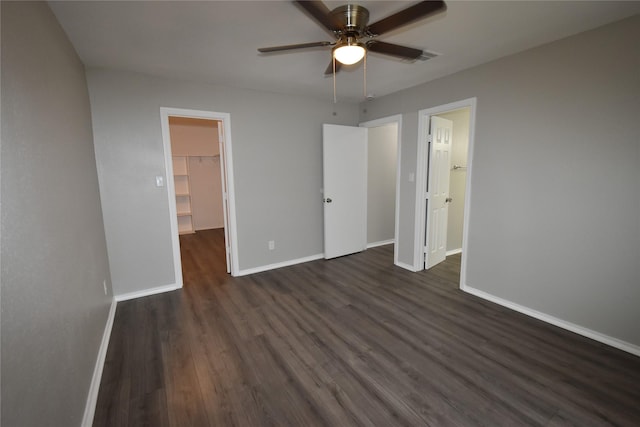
258, 0, 447, 75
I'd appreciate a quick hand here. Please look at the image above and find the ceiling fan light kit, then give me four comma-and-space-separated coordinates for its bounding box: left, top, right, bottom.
333, 37, 366, 65
258, 0, 447, 100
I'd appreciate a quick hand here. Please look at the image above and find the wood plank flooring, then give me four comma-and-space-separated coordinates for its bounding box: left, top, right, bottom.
94, 228, 640, 426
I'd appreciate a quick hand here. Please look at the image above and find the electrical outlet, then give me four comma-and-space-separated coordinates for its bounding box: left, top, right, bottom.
103, 279, 108, 295
268, 240, 275, 250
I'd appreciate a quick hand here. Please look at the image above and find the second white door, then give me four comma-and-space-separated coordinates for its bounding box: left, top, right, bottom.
425, 116, 453, 269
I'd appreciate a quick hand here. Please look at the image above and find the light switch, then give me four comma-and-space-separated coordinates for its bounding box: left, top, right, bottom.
155, 176, 164, 187
408, 172, 415, 182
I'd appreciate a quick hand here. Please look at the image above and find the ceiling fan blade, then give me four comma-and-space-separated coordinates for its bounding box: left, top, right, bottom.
258, 41, 332, 53
366, 40, 424, 60
366, 0, 446, 36
324, 59, 342, 75
294, 0, 341, 33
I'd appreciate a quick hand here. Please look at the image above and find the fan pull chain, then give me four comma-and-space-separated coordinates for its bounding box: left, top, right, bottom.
363, 53, 367, 98
333, 56, 337, 104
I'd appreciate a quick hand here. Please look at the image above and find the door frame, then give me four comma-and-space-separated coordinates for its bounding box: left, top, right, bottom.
160, 107, 240, 284
415, 98, 476, 288
359, 114, 402, 266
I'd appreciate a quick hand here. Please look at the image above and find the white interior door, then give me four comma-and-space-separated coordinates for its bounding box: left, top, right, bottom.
425, 116, 453, 269
218, 123, 232, 273
323, 124, 367, 259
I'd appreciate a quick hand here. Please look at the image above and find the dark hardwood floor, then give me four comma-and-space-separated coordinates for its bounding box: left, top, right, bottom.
94, 228, 640, 426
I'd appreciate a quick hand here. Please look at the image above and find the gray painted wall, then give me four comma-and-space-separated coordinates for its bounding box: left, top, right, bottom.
359, 16, 640, 346
86, 69, 359, 295
367, 123, 397, 245
436, 108, 470, 252
1, 2, 113, 426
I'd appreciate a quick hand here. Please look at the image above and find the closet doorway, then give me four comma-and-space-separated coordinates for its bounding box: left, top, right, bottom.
169, 117, 224, 234
160, 108, 238, 284
415, 98, 476, 289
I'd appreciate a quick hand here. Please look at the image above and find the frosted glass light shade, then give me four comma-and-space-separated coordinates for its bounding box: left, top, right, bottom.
334, 45, 366, 65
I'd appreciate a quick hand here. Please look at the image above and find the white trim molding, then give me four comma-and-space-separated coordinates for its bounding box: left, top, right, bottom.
115, 284, 179, 302
237, 254, 324, 276
395, 260, 419, 272
367, 239, 395, 249
461, 284, 640, 357
446, 248, 462, 256
81, 298, 117, 427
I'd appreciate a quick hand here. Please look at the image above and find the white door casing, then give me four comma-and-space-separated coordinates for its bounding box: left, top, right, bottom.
218, 123, 232, 273
424, 116, 453, 269
323, 124, 368, 259
160, 107, 239, 282
415, 98, 476, 289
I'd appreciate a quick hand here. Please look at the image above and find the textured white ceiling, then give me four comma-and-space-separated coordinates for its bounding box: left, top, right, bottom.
49, 1, 640, 102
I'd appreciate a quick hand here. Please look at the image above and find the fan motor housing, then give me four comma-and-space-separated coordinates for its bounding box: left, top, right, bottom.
330, 4, 369, 35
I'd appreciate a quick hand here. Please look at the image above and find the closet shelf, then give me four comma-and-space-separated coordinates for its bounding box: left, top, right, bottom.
173, 155, 194, 235
181, 154, 220, 158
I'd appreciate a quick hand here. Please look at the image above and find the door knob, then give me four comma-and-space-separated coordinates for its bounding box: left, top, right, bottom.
324, 198, 332, 203
445, 197, 453, 203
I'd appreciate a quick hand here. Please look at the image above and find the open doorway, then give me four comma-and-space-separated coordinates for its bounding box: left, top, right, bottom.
360, 115, 402, 265
415, 98, 476, 288
160, 108, 239, 286
168, 117, 224, 235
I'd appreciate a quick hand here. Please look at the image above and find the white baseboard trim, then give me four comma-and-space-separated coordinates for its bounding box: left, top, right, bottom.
237, 253, 325, 276
395, 260, 419, 272
115, 283, 180, 302
461, 284, 640, 357
367, 239, 395, 249
446, 248, 462, 256
82, 297, 117, 427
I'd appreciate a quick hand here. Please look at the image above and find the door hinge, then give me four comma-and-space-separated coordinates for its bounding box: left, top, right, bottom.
427, 134, 433, 143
